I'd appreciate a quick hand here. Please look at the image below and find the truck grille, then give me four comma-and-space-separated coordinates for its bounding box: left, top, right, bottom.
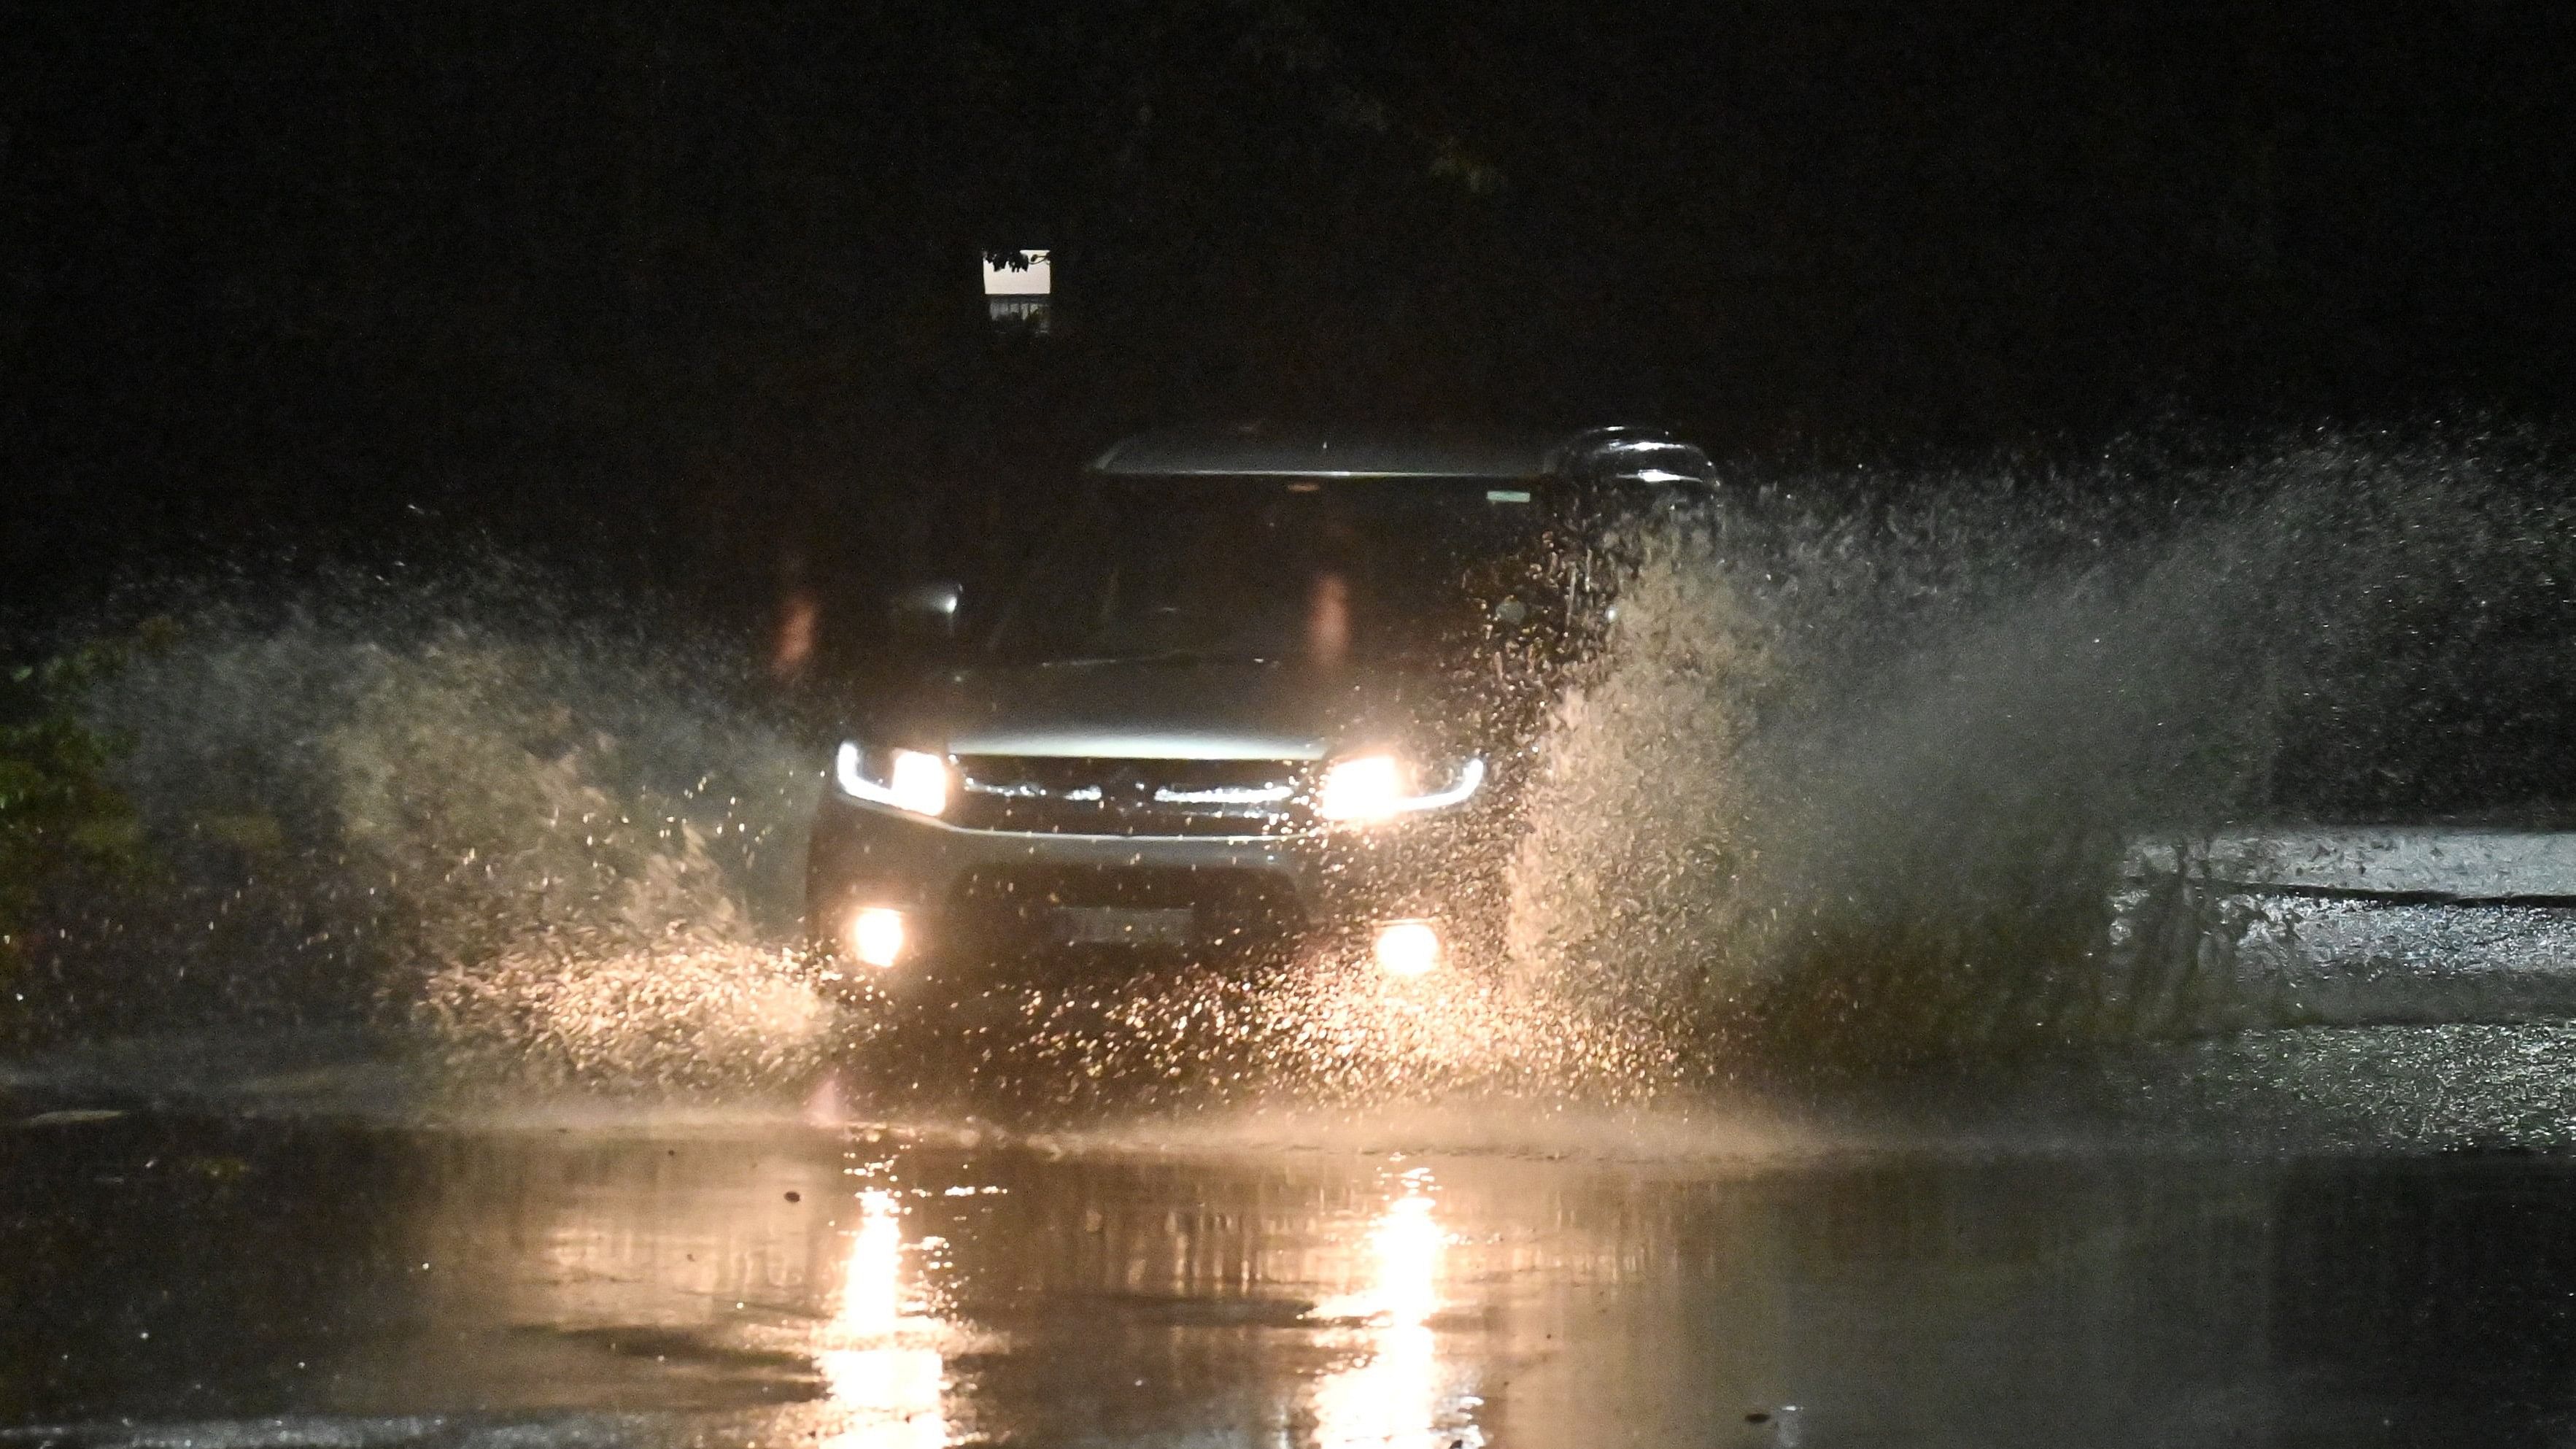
948, 756, 1312, 837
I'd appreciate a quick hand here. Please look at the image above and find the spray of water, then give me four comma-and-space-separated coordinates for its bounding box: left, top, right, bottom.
1506, 430, 2576, 1073
40, 563, 832, 1097
21, 432, 2576, 1122
830, 954, 1690, 1119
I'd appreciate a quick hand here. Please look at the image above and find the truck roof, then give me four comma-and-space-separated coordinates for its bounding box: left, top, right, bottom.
1088, 425, 1714, 484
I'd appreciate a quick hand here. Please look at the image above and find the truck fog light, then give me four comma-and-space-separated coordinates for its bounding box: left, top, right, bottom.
851, 907, 908, 970
1372, 919, 1442, 978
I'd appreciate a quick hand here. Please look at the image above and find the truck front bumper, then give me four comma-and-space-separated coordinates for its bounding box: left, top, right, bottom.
803, 794, 1500, 971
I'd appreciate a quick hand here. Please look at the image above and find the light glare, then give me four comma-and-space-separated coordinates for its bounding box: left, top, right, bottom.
887, 750, 950, 817
1310, 1187, 1466, 1447
1318, 754, 1407, 822
835, 743, 951, 818
1373, 919, 1442, 977
821, 1188, 948, 1448
852, 908, 908, 970
1315, 754, 1485, 823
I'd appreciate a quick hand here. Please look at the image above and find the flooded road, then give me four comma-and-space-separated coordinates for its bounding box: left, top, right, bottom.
17, 444, 2576, 1445
12, 1108, 2576, 1448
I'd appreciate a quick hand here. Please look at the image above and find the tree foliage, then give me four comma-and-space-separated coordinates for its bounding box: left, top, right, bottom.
0, 630, 160, 974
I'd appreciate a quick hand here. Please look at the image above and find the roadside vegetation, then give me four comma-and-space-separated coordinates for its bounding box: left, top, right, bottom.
0, 629, 160, 1007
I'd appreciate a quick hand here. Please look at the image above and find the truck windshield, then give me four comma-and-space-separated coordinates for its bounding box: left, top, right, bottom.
988, 476, 1549, 665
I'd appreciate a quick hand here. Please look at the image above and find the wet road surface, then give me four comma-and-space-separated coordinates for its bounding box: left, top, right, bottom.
12, 1108, 2576, 1448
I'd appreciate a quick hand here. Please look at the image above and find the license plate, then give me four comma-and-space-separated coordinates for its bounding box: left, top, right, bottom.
1053, 906, 1196, 946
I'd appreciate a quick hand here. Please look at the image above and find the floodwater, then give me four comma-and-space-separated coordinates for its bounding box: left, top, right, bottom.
10, 1104, 2576, 1448
20, 438, 2576, 1445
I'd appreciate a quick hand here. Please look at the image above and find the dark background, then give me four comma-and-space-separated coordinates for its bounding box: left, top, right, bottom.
7, 1, 2573, 641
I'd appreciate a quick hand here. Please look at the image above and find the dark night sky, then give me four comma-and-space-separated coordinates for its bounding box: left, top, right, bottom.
6, 2, 2574, 627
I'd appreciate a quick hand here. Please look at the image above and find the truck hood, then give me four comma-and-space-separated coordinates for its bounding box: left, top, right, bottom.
878, 660, 1424, 760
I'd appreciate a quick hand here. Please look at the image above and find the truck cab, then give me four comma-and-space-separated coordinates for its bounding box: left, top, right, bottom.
805, 424, 1715, 986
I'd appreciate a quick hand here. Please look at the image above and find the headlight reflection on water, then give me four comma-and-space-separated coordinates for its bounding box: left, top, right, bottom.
1309, 1172, 1485, 1449
818, 1189, 949, 1449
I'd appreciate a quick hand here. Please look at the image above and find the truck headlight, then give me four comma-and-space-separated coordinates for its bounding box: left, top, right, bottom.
835, 741, 951, 819
1315, 754, 1485, 824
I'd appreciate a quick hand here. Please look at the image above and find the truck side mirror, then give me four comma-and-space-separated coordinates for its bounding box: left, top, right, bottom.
888, 581, 964, 644
1555, 430, 1721, 527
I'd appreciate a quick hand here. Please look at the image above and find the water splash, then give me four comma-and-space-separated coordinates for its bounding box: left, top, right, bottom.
315, 619, 826, 1093
1506, 430, 2576, 1070
1504, 517, 1780, 1021
21, 432, 2576, 1120
36, 563, 833, 1096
